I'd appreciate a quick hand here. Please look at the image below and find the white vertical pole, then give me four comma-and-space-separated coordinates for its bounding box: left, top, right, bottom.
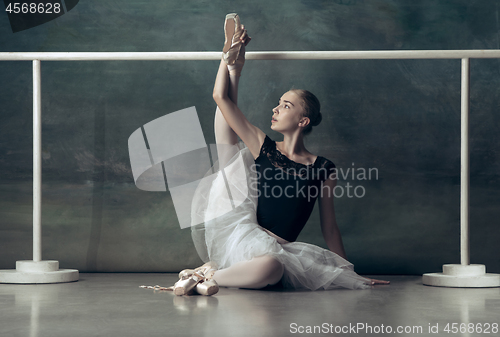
2, 59, 78, 284
460, 58, 470, 266
33, 60, 42, 262
423, 56, 498, 286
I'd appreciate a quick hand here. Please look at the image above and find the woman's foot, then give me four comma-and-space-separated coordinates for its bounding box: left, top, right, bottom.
227, 44, 245, 77
194, 268, 219, 296
178, 261, 218, 280
178, 269, 194, 279
368, 278, 390, 285
196, 261, 218, 272
178, 262, 219, 296
222, 13, 244, 65
173, 270, 205, 296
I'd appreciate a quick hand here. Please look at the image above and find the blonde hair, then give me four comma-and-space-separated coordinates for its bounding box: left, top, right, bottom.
290, 89, 322, 135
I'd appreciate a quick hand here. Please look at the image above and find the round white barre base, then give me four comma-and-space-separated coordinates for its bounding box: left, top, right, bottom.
0, 260, 79, 284
423, 264, 500, 288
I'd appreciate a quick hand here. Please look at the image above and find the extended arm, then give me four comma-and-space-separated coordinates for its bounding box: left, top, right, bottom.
318, 177, 347, 259
212, 58, 266, 160
320, 177, 391, 285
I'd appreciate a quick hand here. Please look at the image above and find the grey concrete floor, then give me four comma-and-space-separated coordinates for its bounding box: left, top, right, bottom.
0, 274, 499, 337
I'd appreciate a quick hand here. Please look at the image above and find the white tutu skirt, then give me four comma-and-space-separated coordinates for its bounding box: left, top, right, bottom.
190, 142, 371, 290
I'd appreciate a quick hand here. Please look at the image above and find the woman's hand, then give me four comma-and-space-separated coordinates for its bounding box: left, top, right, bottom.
213, 21, 266, 160
239, 25, 251, 46
365, 278, 390, 285
226, 25, 251, 77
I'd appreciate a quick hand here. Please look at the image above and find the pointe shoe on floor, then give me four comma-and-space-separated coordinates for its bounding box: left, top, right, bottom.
175, 267, 219, 296
195, 277, 219, 296
222, 13, 244, 65
196, 262, 218, 276
178, 261, 218, 280
173, 270, 205, 296
178, 269, 195, 280
194, 268, 219, 296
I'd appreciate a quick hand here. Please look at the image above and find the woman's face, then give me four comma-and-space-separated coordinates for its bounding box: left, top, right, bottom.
270, 91, 306, 133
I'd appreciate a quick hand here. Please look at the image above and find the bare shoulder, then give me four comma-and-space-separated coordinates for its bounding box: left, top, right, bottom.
245, 126, 267, 160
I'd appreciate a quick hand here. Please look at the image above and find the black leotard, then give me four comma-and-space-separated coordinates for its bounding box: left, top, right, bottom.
254, 135, 336, 242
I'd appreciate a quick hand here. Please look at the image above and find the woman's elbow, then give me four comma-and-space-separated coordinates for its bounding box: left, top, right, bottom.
212, 90, 224, 103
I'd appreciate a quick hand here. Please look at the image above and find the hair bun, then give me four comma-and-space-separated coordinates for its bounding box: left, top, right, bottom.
312, 112, 322, 126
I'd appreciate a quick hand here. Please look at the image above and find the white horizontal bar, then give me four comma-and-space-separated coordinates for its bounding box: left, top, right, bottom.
0, 50, 500, 61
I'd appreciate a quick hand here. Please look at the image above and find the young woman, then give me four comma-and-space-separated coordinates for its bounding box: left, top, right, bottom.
172, 13, 389, 296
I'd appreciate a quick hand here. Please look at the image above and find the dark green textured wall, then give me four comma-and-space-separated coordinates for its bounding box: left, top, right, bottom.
0, 0, 499, 274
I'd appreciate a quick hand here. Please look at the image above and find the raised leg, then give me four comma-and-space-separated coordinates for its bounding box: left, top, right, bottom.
214, 41, 247, 169
214, 69, 239, 145
214, 63, 240, 168
211, 255, 284, 289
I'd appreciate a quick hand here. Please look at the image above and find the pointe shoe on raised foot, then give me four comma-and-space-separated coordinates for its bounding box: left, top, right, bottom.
227, 44, 245, 77
222, 13, 244, 65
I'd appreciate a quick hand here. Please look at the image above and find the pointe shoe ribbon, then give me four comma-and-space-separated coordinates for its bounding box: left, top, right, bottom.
139, 284, 198, 294
194, 271, 219, 296
192, 266, 219, 296
179, 262, 218, 280
227, 44, 245, 77
222, 13, 244, 66
173, 270, 205, 296
178, 263, 219, 296
139, 284, 173, 291
140, 265, 218, 296
178, 269, 195, 280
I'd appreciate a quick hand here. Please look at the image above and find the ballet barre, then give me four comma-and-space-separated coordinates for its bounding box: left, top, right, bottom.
1, 50, 500, 61
0, 50, 499, 286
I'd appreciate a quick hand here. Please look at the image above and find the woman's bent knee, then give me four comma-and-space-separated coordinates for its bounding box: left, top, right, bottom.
250, 255, 284, 288
265, 256, 284, 275
267, 257, 284, 286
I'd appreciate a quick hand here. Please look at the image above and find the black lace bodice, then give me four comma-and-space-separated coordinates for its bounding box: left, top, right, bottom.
254, 135, 336, 242
258, 135, 336, 180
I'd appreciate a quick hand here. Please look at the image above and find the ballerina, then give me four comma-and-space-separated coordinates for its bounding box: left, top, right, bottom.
170, 13, 389, 296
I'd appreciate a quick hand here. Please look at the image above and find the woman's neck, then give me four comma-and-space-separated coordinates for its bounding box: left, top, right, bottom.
280, 133, 305, 156
276, 132, 318, 166
278, 132, 306, 157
